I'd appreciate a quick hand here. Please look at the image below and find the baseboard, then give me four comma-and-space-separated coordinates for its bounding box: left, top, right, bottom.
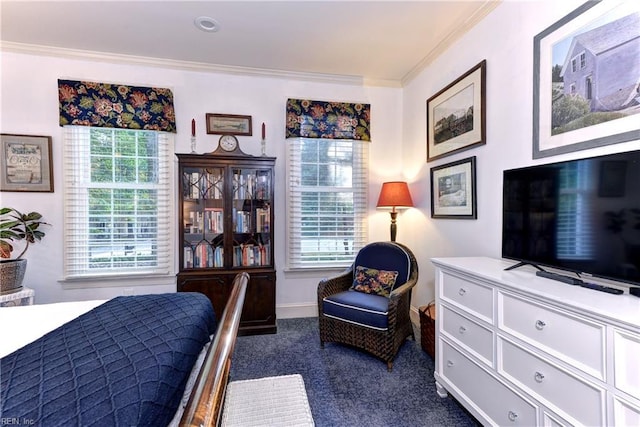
277, 303, 318, 319
410, 305, 420, 328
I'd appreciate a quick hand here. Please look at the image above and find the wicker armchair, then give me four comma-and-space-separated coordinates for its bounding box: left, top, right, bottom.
318, 241, 418, 371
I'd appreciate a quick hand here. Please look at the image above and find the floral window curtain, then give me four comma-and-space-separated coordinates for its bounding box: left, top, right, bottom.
58, 79, 176, 133
286, 99, 370, 141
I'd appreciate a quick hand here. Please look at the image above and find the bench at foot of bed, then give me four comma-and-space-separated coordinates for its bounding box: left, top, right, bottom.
221, 374, 314, 426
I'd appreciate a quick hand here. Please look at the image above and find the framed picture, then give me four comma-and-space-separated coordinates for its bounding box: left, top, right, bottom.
430, 156, 476, 219
206, 113, 252, 136
0, 134, 53, 192
426, 60, 486, 162
533, 0, 640, 159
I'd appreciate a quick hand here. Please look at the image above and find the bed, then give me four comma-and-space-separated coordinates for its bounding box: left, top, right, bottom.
0, 272, 248, 427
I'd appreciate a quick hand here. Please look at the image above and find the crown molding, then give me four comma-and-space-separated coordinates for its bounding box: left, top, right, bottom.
0, 41, 369, 86
401, 0, 502, 86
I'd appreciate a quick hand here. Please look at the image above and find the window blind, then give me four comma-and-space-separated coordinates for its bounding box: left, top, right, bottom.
63, 126, 173, 279
287, 138, 368, 269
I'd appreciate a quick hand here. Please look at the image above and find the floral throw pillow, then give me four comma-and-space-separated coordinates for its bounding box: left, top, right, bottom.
351, 265, 399, 297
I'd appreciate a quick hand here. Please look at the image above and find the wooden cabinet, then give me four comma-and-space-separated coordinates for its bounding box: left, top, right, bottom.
176, 153, 276, 335
432, 257, 640, 427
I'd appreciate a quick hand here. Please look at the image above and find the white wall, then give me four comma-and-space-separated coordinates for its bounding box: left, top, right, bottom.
3, 0, 638, 315
0, 51, 404, 312
401, 0, 640, 309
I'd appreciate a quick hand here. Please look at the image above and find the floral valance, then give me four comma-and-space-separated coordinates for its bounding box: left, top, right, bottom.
286, 99, 370, 141
58, 79, 176, 133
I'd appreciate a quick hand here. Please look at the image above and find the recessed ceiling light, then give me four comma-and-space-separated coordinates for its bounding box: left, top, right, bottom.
195, 16, 220, 33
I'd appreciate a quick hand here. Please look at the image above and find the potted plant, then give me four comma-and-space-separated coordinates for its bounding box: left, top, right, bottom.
0, 207, 49, 293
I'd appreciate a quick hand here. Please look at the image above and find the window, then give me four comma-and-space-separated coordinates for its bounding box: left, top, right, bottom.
287, 138, 368, 269
580, 52, 586, 69
63, 126, 173, 279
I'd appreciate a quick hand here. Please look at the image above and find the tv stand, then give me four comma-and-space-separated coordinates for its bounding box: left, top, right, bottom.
503, 260, 544, 272
432, 257, 640, 426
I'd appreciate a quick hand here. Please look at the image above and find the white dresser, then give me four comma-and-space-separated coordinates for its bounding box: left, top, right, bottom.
432, 257, 640, 427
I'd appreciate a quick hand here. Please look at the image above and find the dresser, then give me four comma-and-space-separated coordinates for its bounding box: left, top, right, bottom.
432, 257, 640, 426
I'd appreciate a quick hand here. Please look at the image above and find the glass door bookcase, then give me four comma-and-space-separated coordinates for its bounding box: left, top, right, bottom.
176, 152, 276, 335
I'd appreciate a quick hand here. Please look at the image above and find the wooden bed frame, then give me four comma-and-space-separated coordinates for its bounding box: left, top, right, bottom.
179, 271, 249, 427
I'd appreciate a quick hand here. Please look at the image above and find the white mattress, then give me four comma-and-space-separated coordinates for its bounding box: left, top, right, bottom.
0, 299, 106, 358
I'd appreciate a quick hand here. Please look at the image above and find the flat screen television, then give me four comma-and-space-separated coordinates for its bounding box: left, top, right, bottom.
502, 149, 640, 286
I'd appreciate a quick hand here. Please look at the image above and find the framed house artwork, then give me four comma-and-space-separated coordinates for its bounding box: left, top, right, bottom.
0, 134, 53, 192
430, 156, 477, 219
533, 0, 640, 158
426, 60, 486, 162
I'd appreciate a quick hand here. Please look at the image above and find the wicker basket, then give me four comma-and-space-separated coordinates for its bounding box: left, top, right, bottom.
419, 302, 436, 359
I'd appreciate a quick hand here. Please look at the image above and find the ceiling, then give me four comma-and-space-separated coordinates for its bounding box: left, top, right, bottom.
0, 1, 500, 86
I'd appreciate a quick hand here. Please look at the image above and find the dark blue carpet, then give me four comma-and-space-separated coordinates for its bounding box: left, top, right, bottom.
229, 317, 479, 427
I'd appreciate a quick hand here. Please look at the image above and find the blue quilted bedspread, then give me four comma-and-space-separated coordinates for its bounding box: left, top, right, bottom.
0, 292, 216, 426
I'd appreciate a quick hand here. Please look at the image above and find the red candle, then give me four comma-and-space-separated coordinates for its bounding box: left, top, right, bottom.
191, 119, 196, 137
261, 122, 266, 140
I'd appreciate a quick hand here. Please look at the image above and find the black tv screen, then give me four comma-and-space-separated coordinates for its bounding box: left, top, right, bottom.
502, 149, 640, 286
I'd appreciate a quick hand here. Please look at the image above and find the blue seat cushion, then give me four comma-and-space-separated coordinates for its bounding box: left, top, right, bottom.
323, 290, 389, 330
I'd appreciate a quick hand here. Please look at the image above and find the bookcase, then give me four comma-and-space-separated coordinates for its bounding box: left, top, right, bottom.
176, 152, 276, 335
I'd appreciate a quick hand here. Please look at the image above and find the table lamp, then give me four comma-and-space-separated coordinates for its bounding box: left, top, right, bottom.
376, 181, 414, 242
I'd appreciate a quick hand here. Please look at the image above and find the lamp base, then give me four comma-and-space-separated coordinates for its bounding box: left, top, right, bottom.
389, 211, 398, 242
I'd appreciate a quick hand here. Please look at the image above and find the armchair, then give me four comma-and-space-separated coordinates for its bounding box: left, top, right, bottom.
318, 241, 418, 371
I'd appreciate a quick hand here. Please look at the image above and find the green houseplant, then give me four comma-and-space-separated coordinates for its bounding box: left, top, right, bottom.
0, 207, 49, 293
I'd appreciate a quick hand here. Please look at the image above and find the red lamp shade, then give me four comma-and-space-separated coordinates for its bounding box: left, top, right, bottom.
377, 181, 413, 242
376, 181, 414, 210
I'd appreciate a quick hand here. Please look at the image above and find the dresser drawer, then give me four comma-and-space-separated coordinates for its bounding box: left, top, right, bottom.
612, 395, 640, 427
440, 272, 493, 324
440, 340, 537, 426
613, 329, 640, 398
441, 304, 494, 366
498, 337, 605, 426
498, 291, 605, 379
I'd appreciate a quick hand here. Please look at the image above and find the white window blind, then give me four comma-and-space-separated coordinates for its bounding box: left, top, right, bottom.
557, 161, 594, 260
287, 138, 368, 269
63, 126, 173, 279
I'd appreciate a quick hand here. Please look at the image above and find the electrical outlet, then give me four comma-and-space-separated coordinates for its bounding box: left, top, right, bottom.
123, 288, 134, 296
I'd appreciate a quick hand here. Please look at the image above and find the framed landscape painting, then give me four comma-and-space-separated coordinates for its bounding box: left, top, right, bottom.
427, 60, 486, 162
533, 0, 640, 158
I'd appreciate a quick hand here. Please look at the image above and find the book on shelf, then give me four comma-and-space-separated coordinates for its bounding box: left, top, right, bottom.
232, 242, 271, 267
185, 243, 224, 268
256, 206, 270, 232
204, 208, 224, 233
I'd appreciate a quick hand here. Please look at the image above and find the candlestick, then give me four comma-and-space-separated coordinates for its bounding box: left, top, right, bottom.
191, 119, 196, 137
190, 136, 197, 153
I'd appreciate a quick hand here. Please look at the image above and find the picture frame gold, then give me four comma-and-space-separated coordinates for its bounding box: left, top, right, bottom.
0, 134, 53, 192
205, 113, 252, 136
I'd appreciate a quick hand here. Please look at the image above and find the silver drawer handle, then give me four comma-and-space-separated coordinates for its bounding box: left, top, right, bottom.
447, 360, 454, 367
535, 320, 546, 330
508, 411, 518, 422
459, 326, 467, 334
534, 371, 545, 383
458, 288, 466, 296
